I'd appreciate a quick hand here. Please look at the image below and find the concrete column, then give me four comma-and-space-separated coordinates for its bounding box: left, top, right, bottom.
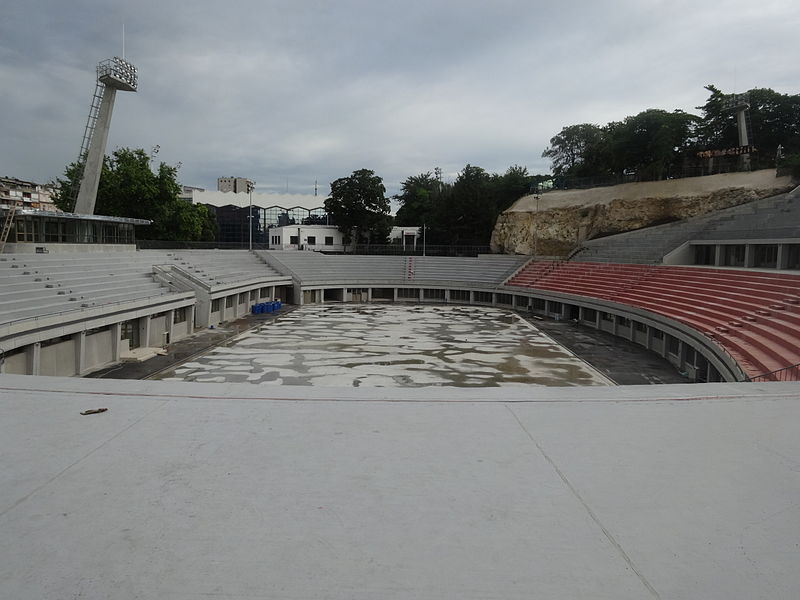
111, 323, 122, 362
219, 297, 226, 322
28, 342, 41, 376
646, 326, 653, 351
714, 244, 724, 266
469, 290, 474, 305
189, 306, 196, 333
367, 288, 373, 302
777, 244, 789, 270
75, 331, 86, 375
393, 288, 398, 302
166, 310, 175, 346
444, 289, 450, 303
74, 87, 117, 215
744, 244, 755, 268
139, 316, 151, 349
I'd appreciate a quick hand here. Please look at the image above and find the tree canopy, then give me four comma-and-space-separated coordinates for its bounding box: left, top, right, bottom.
393, 164, 534, 247
542, 85, 800, 182
53, 147, 216, 241
324, 169, 391, 246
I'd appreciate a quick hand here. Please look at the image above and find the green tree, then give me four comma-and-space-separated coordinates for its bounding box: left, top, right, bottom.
324, 169, 391, 246
394, 171, 444, 227
52, 147, 215, 241
491, 164, 531, 213
542, 124, 608, 176
607, 109, 698, 179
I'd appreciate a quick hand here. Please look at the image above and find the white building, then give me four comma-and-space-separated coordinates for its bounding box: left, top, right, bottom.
267, 224, 344, 251
390, 226, 421, 249
217, 177, 253, 194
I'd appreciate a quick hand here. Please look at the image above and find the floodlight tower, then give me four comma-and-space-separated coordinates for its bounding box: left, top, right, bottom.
72, 57, 138, 214
723, 92, 752, 171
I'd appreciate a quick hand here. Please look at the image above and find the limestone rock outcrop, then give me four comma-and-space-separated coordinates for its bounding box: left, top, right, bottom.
491, 170, 795, 256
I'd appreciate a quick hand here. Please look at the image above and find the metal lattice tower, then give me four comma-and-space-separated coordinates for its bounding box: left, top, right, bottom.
70, 57, 138, 214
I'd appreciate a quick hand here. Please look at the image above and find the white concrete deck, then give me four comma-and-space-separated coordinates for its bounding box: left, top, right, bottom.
1, 375, 799, 599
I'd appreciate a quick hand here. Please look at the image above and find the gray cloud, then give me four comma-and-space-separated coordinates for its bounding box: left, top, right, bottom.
2, 0, 798, 197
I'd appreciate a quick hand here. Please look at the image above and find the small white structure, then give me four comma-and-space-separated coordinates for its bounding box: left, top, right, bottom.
390, 226, 421, 249
267, 224, 344, 251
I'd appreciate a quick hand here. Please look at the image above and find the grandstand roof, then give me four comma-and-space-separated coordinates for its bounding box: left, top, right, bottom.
1, 375, 799, 598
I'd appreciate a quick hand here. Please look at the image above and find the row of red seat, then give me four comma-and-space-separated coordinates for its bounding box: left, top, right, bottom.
507, 261, 800, 380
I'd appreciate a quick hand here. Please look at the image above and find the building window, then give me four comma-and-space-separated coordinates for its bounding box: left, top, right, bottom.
290, 235, 299, 245
325, 236, 334, 245
474, 291, 493, 303
754, 245, 778, 268
667, 336, 680, 355
225, 296, 234, 309
450, 289, 470, 302
260, 287, 270, 299
307, 236, 316, 245
174, 307, 187, 323
120, 319, 140, 349
211, 299, 221, 313
423, 288, 445, 300
496, 293, 512, 305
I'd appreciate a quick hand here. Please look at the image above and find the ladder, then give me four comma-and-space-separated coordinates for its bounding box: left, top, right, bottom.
68, 81, 106, 211
0, 197, 21, 254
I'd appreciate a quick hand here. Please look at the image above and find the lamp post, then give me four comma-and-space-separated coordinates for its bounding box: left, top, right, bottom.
247, 179, 255, 250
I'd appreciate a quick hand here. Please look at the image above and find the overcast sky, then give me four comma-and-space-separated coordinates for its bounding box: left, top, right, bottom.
2, 0, 798, 197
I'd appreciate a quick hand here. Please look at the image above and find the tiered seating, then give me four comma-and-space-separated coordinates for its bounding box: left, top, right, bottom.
407, 255, 528, 285
506, 261, 800, 380
260, 251, 527, 286
578, 191, 798, 263
262, 252, 406, 282
151, 250, 284, 286
0, 252, 181, 326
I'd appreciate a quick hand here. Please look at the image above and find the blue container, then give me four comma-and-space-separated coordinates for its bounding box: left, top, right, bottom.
251, 304, 260, 314
265, 302, 274, 313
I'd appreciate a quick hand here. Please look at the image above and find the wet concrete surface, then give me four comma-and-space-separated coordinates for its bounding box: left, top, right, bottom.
88, 304, 688, 386
524, 316, 690, 385
86, 307, 299, 380
155, 305, 612, 388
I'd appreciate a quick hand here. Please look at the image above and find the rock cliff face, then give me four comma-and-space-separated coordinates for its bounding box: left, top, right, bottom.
491, 171, 794, 256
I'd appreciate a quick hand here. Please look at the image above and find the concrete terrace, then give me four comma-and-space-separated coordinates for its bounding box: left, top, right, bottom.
0, 375, 798, 599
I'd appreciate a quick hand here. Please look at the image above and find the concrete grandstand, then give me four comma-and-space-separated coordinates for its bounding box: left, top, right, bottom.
2, 183, 800, 381
2, 178, 800, 599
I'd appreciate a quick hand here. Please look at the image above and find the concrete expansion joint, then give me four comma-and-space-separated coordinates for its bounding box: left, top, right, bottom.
504, 404, 662, 599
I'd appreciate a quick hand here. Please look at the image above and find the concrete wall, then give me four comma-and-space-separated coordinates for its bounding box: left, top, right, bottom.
40, 338, 76, 377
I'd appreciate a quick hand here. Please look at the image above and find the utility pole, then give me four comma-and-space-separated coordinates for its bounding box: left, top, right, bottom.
248, 179, 255, 250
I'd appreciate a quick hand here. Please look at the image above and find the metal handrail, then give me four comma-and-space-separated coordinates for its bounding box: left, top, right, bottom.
746, 362, 800, 382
